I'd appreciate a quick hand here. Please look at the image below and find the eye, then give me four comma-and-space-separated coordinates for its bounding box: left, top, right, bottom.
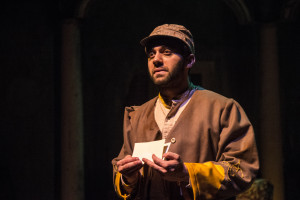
148, 51, 155, 59
163, 49, 172, 56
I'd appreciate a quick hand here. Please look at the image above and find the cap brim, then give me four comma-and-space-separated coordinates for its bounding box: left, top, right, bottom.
140, 35, 184, 47
140, 35, 194, 54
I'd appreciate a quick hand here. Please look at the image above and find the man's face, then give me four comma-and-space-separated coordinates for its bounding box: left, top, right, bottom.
147, 44, 186, 88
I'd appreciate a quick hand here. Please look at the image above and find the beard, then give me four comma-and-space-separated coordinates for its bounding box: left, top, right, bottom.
149, 60, 185, 88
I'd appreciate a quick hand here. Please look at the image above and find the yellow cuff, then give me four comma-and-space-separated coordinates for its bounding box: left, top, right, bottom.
114, 172, 130, 199
185, 162, 225, 200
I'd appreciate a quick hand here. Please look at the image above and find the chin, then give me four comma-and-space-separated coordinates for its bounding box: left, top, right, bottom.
150, 73, 173, 87
153, 79, 172, 87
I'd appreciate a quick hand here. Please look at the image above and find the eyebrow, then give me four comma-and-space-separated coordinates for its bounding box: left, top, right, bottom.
149, 45, 173, 52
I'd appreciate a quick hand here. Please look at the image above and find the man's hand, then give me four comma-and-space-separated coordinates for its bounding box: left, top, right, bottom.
116, 155, 143, 185
142, 152, 189, 182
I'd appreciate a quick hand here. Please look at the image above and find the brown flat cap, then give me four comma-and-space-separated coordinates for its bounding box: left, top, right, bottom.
140, 24, 195, 54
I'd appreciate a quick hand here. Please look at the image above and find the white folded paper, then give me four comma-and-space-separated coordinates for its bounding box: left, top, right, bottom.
132, 139, 171, 162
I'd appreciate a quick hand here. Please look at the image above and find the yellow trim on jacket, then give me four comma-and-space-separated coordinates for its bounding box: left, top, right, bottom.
114, 171, 130, 199
184, 162, 225, 200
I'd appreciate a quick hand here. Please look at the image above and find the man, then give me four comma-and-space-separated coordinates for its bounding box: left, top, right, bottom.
112, 24, 259, 200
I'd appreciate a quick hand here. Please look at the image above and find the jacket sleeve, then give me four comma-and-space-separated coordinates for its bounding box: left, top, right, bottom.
185, 99, 259, 200
111, 107, 140, 199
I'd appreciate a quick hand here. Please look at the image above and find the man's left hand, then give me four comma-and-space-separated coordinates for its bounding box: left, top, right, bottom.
142, 152, 189, 182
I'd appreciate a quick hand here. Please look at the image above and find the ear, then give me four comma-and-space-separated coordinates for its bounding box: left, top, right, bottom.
186, 54, 195, 69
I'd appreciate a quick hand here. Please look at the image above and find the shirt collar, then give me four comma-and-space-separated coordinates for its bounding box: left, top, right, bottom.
158, 82, 199, 109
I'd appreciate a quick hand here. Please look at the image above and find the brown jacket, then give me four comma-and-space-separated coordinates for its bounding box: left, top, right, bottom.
112, 89, 259, 200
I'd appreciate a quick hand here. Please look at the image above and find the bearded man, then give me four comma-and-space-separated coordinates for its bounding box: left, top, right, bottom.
112, 24, 259, 200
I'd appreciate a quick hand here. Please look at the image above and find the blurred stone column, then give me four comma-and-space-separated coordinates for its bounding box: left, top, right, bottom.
259, 23, 284, 200
61, 19, 85, 200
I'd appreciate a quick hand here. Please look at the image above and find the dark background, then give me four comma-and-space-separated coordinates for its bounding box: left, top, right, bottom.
0, 0, 299, 199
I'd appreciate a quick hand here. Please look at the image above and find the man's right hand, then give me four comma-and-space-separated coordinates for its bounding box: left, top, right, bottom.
116, 155, 143, 185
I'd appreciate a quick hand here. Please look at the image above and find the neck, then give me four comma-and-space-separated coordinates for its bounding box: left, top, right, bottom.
158, 80, 191, 105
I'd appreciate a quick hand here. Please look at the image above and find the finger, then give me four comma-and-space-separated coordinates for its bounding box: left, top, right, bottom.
119, 165, 142, 177
163, 152, 181, 161
142, 158, 167, 174
152, 154, 180, 169
118, 159, 143, 173
154, 154, 184, 174
142, 158, 152, 165
119, 158, 142, 169
121, 162, 143, 175
124, 155, 132, 159
152, 154, 169, 168
117, 156, 140, 167
153, 155, 179, 173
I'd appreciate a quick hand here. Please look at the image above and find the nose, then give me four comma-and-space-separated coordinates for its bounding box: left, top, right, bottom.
153, 52, 163, 67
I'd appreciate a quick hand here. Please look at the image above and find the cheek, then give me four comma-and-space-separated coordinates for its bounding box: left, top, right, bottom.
148, 63, 153, 73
